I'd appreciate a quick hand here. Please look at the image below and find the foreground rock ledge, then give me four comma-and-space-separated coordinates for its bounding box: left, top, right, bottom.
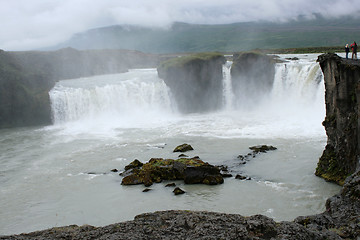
0, 211, 345, 240
2, 170, 359, 240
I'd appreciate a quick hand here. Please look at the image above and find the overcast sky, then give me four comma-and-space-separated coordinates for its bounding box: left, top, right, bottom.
1, 0, 359, 51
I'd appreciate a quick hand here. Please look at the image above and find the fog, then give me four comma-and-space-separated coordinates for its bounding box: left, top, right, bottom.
1, 0, 359, 51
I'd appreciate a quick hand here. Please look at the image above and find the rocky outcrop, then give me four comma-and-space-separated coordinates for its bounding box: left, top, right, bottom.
173, 143, 194, 152
230, 52, 276, 108
121, 157, 224, 187
1, 210, 342, 240
315, 53, 360, 185
0, 48, 160, 128
157, 52, 226, 113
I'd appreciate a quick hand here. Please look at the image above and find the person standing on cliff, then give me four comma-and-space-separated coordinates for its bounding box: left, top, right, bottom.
350, 41, 357, 59
345, 44, 350, 59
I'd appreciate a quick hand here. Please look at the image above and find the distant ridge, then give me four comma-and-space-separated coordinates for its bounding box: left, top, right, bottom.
49, 16, 360, 53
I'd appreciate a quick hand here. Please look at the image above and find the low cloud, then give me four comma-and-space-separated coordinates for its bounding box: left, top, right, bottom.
0, 0, 359, 50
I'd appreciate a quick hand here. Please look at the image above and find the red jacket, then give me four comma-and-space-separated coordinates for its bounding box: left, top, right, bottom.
351, 43, 357, 52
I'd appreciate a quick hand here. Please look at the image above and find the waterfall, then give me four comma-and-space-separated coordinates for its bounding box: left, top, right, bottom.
221, 57, 324, 113
222, 61, 234, 110
271, 61, 323, 107
49, 56, 324, 135
49, 69, 176, 126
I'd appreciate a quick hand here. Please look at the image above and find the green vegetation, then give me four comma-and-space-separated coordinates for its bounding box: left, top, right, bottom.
315, 145, 347, 185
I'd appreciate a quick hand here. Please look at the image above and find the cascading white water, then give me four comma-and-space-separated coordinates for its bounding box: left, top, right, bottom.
50, 69, 176, 128
271, 61, 323, 108
222, 61, 234, 110
49, 56, 324, 137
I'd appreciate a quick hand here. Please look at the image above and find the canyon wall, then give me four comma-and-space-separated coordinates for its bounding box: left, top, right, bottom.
0, 48, 159, 128
316, 53, 360, 185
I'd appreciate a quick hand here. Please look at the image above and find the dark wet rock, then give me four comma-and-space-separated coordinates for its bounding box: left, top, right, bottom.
316, 53, 360, 185
216, 165, 228, 172
178, 154, 188, 158
3, 210, 342, 240
286, 57, 299, 60
184, 165, 224, 185
124, 159, 143, 171
236, 145, 276, 166
142, 188, 152, 192
249, 145, 277, 153
157, 53, 226, 113
235, 174, 247, 180
165, 183, 176, 187
221, 173, 233, 178
173, 144, 194, 152
121, 157, 223, 186
231, 52, 276, 108
173, 188, 185, 195
110, 169, 118, 172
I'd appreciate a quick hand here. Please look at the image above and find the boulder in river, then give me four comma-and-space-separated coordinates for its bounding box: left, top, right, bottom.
173, 144, 194, 153
121, 157, 223, 187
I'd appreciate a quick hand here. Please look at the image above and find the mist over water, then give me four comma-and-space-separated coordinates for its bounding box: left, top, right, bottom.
0, 54, 340, 235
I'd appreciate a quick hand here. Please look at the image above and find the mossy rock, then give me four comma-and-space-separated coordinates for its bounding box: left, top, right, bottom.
124, 159, 143, 170
121, 157, 223, 187
315, 144, 347, 185
173, 187, 186, 195
249, 145, 277, 153
173, 144, 194, 153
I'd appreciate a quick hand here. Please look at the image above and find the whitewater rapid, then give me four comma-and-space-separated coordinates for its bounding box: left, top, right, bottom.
0, 54, 340, 235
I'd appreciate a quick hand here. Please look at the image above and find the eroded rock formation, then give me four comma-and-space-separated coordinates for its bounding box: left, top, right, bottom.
230, 52, 276, 108
157, 52, 226, 113
316, 53, 360, 185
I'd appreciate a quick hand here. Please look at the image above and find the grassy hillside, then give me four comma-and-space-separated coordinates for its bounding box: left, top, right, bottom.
52, 16, 360, 53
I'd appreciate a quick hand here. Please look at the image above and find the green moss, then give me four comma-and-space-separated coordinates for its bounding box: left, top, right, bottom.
121, 157, 222, 186
315, 145, 347, 185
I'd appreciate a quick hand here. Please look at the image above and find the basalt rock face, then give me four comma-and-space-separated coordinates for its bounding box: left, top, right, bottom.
157, 53, 226, 113
315, 53, 360, 185
0, 48, 160, 128
1, 210, 342, 240
230, 52, 276, 108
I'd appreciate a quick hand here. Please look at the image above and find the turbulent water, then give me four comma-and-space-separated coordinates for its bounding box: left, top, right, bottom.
0, 54, 340, 235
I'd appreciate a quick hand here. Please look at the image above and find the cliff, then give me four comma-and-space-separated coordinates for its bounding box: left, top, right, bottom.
157, 52, 226, 113
230, 52, 276, 108
0, 48, 160, 128
315, 53, 360, 185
